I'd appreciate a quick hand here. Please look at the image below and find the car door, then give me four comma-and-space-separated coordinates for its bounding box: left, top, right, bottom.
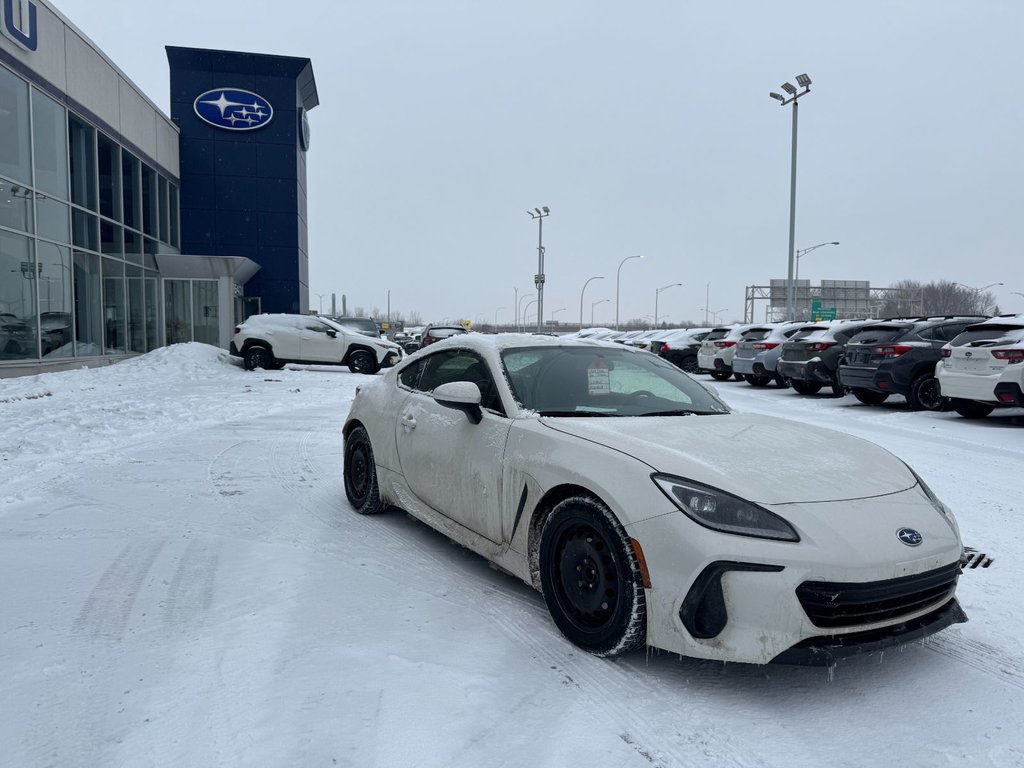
298, 319, 346, 363
394, 348, 511, 544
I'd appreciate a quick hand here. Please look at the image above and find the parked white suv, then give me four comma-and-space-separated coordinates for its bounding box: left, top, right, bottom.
936, 314, 1024, 417
230, 314, 402, 374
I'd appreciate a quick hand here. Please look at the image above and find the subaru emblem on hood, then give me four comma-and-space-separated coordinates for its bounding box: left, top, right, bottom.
897, 527, 923, 546
194, 88, 273, 131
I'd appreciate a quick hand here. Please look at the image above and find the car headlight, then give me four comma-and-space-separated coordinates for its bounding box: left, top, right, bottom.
652, 474, 799, 542
904, 464, 960, 535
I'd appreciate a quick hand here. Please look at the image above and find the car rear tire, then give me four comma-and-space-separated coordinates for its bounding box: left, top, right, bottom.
348, 350, 379, 375
775, 374, 791, 388
790, 380, 823, 395
852, 388, 889, 405
907, 374, 947, 411
951, 399, 994, 419
343, 426, 384, 514
709, 370, 731, 381
538, 496, 646, 658
243, 345, 274, 371
745, 373, 772, 387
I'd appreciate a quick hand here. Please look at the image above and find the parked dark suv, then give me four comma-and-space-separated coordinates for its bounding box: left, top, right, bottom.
419, 325, 469, 349
838, 316, 988, 410
776, 319, 878, 396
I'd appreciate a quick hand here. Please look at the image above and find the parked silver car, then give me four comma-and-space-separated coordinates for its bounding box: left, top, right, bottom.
733, 322, 827, 387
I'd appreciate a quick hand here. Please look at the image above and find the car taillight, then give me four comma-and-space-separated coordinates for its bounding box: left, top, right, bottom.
872, 344, 912, 358
753, 342, 779, 351
805, 342, 835, 352
714, 340, 736, 349
660, 342, 671, 351
992, 349, 1024, 363
941, 348, 951, 358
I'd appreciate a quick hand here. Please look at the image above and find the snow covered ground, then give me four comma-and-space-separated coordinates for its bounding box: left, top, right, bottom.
1, 343, 1022, 768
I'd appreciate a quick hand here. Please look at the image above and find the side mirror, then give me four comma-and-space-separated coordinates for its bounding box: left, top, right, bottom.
432, 381, 483, 424
326, 328, 337, 337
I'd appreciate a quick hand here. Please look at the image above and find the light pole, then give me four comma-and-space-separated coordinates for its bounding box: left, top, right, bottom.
654, 283, 681, 328
794, 241, 840, 284
550, 307, 566, 327
591, 298, 609, 326
579, 275, 604, 330
523, 298, 538, 330
953, 282, 1003, 314
494, 306, 504, 329
770, 73, 813, 321
705, 282, 710, 325
615, 254, 643, 330
517, 292, 534, 333
527, 206, 550, 333
314, 292, 326, 314
701, 307, 728, 325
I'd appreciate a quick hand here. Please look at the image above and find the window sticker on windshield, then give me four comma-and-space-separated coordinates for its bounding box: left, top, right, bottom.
587, 360, 611, 395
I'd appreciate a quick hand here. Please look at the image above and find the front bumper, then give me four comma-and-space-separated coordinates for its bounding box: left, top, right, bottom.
379, 350, 402, 368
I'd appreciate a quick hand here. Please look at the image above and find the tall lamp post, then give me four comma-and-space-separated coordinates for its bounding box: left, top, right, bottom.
517, 293, 534, 333
770, 73, 813, 321
550, 307, 566, 327
527, 206, 550, 333
494, 306, 504, 329
615, 254, 643, 330
795, 241, 840, 284
654, 282, 681, 328
953, 282, 1003, 314
591, 298, 609, 326
701, 307, 728, 325
314, 292, 327, 314
523, 298, 538, 329
579, 275, 604, 330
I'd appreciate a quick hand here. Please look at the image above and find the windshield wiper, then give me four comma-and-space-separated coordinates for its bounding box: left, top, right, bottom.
640, 409, 725, 417
537, 410, 620, 417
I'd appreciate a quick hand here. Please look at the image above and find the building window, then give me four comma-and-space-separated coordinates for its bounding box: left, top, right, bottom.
73, 250, 102, 355
97, 134, 121, 221
101, 256, 125, 354
144, 275, 159, 351
158, 175, 169, 243
141, 164, 157, 237
126, 263, 145, 353
192, 279, 219, 345
168, 183, 180, 248
31, 89, 69, 200
121, 152, 140, 230
0, 230, 36, 359
165, 278, 219, 345
36, 197, 70, 243
0, 66, 31, 185
71, 208, 98, 251
68, 115, 97, 211
0, 178, 32, 233
37, 242, 73, 357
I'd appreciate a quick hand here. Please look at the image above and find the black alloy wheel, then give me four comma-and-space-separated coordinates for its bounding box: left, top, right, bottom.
348, 349, 379, 375
951, 398, 994, 419
907, 374, 947, 411
851, 388, 890, 405
343, 426, 384, 514
243, 345, 273, 371
538, 496, 646, 657
674, 355, 699, 374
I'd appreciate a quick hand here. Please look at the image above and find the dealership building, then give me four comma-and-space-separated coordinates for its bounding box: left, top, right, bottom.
0, 0, 317, 376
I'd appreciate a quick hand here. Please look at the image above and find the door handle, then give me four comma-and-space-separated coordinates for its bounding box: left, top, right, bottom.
401, 413, 417, 430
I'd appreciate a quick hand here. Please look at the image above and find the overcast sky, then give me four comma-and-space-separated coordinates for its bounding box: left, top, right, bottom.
54, 0, 1024, 326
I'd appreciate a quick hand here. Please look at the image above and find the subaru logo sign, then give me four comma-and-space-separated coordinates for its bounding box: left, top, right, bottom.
897, 527, 923, 547
193, 88, 273, 132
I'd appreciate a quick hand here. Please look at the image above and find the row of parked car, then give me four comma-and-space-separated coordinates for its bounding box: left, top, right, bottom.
568, 314, 1024, 419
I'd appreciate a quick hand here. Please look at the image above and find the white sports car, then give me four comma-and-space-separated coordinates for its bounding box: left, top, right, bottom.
343, 334, 967, 665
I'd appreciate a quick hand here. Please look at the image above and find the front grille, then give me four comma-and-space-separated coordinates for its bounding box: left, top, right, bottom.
796, 563, 960, 629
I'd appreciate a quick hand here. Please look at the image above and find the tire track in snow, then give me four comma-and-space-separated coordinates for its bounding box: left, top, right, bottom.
923, 630, 1024, 691
72, 538, 166, 639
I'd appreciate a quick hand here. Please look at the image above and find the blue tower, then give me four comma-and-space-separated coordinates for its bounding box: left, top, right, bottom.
167, 46, 318, 314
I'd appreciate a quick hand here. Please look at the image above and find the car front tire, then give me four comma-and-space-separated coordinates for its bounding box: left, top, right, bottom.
348, 350, 379, 375
907, 374, 947, 411
243, 345, 274, 371
539, 496, 646, 658
343, 426, 384, 514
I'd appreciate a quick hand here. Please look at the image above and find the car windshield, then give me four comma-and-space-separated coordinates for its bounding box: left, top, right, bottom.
501, 346, 730, 417
331, 317, 378, 336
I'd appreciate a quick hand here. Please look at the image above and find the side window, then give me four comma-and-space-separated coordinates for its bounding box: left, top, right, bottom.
418, 350, 504, 414
937, 323, 968, 341
399, 358, 425, 389
305, 321, 333, 334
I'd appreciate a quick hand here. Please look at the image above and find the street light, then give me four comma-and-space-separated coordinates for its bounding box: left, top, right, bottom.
615, 254, 644, 330
550, 307, 566, 326
527, 206, 550, 333
654, 282, 681, 328
701, 307, 728, 325
579, 275, 604, 330
953, 282, 1003, 314
794, 241, 840, 284
494, 306, 504, 328
523, 298, 538, 330
770, 72, 813, 320
314, 292, 327, 314
591, 298, 609, 326
517, 292, 534, 333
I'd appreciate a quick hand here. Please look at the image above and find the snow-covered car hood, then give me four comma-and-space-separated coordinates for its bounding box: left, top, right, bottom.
538, 412, 917, 505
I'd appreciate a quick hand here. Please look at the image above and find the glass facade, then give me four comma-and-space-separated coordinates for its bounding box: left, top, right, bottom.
0, 62, 180, 364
